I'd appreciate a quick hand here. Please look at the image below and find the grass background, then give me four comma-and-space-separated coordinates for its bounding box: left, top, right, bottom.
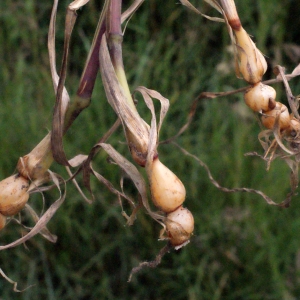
1, 0, 300, 299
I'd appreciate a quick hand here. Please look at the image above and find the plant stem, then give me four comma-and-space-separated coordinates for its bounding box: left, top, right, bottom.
107, 0, 137, 112
76, 0, 109, 99
219, 0, 241, 30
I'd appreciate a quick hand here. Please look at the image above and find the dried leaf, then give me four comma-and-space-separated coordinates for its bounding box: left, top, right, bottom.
25, 204, 57, 243
292, 63, 300, 76
99, 35, 150, 165
91, 166, 137, 225
134, 87, 170, 163
274, 65, 299, 119
48, 0, 70, 104
68, 154, 88, 168
69, 0, 90, 10
121, 0, 144, 24
51, 2, 79, 166
94, 143, 164, 224
179, 0, 224, 22
81, 118, 121, 198
0, 268, 34, 292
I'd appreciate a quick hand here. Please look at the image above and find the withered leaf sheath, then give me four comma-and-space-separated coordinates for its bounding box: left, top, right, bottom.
219, 0, 267, 84
99, 36, 150, 166
17, 133, 53, 181
233, 28, 267, 84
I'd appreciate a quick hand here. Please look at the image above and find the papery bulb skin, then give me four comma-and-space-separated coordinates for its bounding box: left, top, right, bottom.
261, 102, 291, 130
244, 83, 276, 112
287, 118, 300, 135
165, 206, 194, 247
17, 134, 53, 180
0, 213, 6, 230
147, 158, 186, 213
234, 27, 267, 84
0, 174, 29, 216
219, 0, 241, 30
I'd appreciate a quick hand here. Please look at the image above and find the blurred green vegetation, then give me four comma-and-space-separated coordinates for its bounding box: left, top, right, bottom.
1, 0, 300, 299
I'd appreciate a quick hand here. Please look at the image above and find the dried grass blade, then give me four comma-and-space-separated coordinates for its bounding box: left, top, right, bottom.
51, 4, 79, 166
65, 165, 93, 204
48, 0, 69, 99
0, 268, 34, 292
90, 166, 137, 225
121, 0, 144, 24
99, 35, 150, 165
275, 65, 299, 119
135, 87, 169, 137
292, 63, 300, 76
25, 204, 57, 243
258, 130, 274, 152
69, 0, 90, 10
134, 87, 169, 163
273, 128, 296, 155
97, 143, 164, 223
179, 0, 224, 22
81, 118, 121, 198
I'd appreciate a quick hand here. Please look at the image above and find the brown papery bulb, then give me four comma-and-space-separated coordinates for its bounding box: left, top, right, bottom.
165, 206, 194, 247
288, 118, 300, 134
0, 213, 6, 230
147, 158, 186, 213
244, 83, 276, 112
0, 174, 29, 216
261, 102, 291, 130
234, 27, 267, 84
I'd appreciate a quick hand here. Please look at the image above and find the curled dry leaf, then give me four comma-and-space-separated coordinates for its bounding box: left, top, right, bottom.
49, 0, 92, 167
179, 0, 224, 23
274, 65, 299, 120
25, 204, 57, 243
0, 268, 34, 292
92, 143, 164, 225
121, 0, 145, 24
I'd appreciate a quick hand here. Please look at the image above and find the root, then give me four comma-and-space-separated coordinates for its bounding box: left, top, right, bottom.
128, 243, 173, 282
